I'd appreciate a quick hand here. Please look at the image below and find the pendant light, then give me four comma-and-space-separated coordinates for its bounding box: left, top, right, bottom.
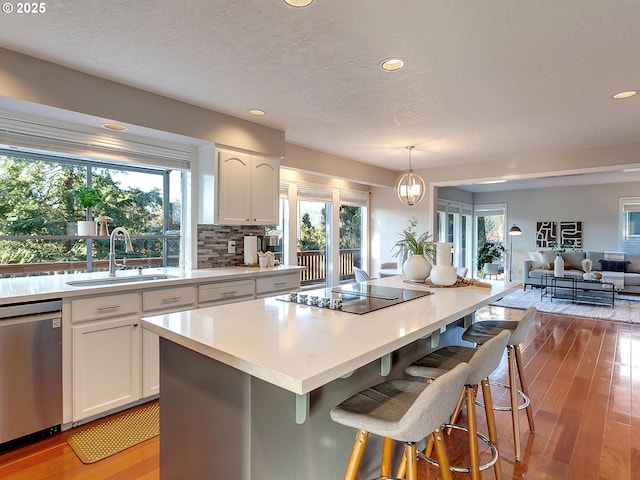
396, 146, 425, 206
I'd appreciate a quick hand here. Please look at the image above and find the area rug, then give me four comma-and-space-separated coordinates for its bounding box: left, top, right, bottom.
492, 288, 640, 324
67, 403, 159, 464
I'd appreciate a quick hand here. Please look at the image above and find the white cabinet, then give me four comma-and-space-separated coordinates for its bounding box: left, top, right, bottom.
255, 273, 301, 298
198, 279, 255, 307
72, 316, 141, 421
141, 285, 197, 398
216, 148, 279, 225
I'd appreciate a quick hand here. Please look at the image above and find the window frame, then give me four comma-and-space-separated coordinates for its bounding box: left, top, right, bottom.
0, 149, 183, 276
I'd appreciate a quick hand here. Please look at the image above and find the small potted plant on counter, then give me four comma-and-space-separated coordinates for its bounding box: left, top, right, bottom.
392, 217, 436, 281
477, 241, 506, 277
70, 186, 101, 236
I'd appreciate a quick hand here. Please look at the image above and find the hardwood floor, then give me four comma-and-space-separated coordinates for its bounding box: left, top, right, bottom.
1, 308, 638, 479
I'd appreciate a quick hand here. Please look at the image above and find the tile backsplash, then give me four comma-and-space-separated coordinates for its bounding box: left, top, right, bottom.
197, 224, 266, 268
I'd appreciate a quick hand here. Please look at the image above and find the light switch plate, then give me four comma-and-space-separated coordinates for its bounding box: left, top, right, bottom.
228, 240, 236, 254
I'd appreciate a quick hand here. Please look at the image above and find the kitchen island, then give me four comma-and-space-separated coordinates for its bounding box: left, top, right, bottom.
142, 276, 520, 480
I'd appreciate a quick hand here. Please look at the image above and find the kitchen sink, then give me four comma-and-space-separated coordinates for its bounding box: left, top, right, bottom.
66, 274, 177, 287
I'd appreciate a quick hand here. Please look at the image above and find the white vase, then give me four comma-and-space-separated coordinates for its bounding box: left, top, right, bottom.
554, 255, 565, 277
430, 242, 457, 286
77, 220, 96, 236
402, 254, 432, 282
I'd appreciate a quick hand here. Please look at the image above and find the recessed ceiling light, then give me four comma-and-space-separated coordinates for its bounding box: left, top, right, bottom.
380, 58, 405, 72
612, 90, 637, 99
249, 109, 265, 116
284, 0, 313, 7
100, 123, 127, 131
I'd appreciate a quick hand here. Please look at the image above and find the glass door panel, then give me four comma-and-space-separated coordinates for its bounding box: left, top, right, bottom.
297, 200, 330, 288
339, 204, 363, 282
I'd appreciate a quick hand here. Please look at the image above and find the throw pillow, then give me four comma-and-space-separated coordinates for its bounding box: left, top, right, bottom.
528, 251, 543, 269
599, 259, 630, 272
587, 251, 604, 271
543, 262, 554, 270
563, 262, 573, 270
540, 250, 556, 266
625, 254, 640, 273
562, 251, 586, 271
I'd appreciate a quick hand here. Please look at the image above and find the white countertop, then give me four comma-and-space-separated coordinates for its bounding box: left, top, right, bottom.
0, 265, 304, 305
142, 276, 520, 395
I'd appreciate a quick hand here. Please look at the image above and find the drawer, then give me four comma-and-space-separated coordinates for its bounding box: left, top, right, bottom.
143, 285, 196, 313
198, 280, 255, 305
255, 273, 300, 295
71, 293, 139, 323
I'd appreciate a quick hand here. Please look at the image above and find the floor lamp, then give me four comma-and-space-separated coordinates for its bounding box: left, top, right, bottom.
508, 224, 522, 282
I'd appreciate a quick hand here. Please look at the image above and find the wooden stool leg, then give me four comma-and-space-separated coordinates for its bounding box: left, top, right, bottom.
514, 345, 535, 432
481, 378, 503, 480
508, 346, 523, 461
395, 452, 407, 479
447, 387, 466, 433
431, 428, 454, 480
344, 429, 369, 480
380, 437, 393, 478
405, 443, 418, 480
466, 386, 481, 480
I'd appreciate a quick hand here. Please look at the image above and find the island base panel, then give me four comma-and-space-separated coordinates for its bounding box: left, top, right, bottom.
159, 326, 465, 479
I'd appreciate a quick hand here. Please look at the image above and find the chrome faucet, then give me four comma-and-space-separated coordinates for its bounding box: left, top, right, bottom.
108, 227, 134, 277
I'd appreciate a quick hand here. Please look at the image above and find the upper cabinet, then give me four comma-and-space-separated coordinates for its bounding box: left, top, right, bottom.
215, 148, 280, 225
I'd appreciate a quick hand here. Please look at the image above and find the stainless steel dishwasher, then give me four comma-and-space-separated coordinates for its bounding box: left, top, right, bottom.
0, 299, 62, 445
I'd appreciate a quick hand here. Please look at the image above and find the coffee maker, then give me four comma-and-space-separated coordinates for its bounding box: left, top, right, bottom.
257, 234, 279, 253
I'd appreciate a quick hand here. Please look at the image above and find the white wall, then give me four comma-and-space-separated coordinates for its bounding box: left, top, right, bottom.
370, 185, 432, 277
473, 181, 638, 279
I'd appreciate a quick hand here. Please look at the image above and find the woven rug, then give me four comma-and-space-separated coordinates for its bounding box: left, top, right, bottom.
492, 288, 640, 324
68, 403, 159, 464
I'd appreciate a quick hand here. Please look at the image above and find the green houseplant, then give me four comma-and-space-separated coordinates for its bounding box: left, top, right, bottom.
70, 186, 101, 236
392, 217, 436, 281
477, 241, 506, 276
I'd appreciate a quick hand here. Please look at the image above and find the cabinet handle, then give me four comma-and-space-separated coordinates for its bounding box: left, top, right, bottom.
162, 296, 182, 303
275, 282, 287, 287
96, 305, 120, 311
222, 290, 238, 296
133, 323, 139, 327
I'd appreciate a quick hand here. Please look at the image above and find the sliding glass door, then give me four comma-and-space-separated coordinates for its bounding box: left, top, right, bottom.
474, 204, 507, 278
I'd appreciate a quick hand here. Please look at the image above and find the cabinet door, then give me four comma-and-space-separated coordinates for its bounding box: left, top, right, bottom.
142, 329, 159, 397
72, 317, 141, 421
217, 149, 252, 224
251, 156, 279, 224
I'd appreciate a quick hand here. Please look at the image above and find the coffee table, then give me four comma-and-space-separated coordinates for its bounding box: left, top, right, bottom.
541, 274, 615, 308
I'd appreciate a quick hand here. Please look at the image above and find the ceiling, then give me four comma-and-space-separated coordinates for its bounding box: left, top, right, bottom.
0, 0, 639, 180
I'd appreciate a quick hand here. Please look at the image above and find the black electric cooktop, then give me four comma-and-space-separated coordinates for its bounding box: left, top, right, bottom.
277, 284, 432, 314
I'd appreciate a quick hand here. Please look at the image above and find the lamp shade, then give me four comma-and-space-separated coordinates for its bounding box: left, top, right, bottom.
396, 146, 425, 206
396, 171, 425, 206
508, 224, 522, 236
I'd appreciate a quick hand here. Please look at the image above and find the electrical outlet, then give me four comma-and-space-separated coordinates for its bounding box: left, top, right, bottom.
228, 240, 236, 254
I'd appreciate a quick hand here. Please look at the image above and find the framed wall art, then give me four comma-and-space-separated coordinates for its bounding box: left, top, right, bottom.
559, 221, 582, 247
536, 221, 556, 247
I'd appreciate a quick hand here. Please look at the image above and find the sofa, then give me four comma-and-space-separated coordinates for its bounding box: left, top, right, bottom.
523, 250, 640, 294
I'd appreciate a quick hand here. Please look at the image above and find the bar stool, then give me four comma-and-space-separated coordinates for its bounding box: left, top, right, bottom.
461, 306, 537, 461
405, 329, 511, 480
330, 362, 469, 480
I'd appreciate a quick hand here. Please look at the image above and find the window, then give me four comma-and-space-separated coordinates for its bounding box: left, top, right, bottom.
620, 197, 640, 253
437, 200, 473, 271
474, 204, 506, 278
0, 151, 183, 277
281, 174, 369, 289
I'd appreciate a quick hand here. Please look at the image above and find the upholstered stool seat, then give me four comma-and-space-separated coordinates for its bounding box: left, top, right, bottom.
330, 362, 469, 480
461, 306, 537, 461
405, 329, 511, 480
